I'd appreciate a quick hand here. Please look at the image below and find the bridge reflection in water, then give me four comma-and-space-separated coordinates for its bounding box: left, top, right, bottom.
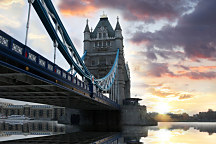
1, 122, 216, 144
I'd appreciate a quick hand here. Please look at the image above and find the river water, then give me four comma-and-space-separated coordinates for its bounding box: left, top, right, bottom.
0, 121, 216, 143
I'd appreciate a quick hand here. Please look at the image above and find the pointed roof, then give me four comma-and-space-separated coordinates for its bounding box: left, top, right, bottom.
84, 19, 90, 32
115, 16, 122, 31
90, 17, 115, 38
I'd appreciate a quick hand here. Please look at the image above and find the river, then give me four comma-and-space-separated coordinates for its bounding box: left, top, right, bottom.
0, 121, 216, 143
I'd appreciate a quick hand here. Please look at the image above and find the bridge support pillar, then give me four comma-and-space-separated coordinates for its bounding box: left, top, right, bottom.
58, 108, 121, 131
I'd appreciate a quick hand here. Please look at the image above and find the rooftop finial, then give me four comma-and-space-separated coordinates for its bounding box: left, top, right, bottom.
100, 11, 107, 18
84, 19, 90, 32
115, 16, 122, 31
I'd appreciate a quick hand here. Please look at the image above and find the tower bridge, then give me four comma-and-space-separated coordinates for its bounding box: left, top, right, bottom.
0, 0, 129, 109
0, 0, 156, 129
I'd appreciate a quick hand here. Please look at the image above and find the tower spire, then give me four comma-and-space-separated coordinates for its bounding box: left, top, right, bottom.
115, 16, 122, 31
84, 19, 90, 32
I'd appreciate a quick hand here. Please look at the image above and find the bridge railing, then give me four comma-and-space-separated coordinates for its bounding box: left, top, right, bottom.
0, 30, 120, 109
0, 30, 89, 91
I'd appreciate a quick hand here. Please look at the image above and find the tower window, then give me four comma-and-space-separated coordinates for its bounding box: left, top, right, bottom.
103, 33, 106, 38
92, 60, 95, 66
103, 41, 106, 46
99, 33, 102, 38
99, 42, 102, 47
107, 41, 110, 46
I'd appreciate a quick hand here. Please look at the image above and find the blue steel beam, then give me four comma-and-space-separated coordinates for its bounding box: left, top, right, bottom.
67, 50, 87, 75
32, 0, 91, 79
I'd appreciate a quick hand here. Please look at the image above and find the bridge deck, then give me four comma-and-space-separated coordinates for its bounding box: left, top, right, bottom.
0, 30, 120, 110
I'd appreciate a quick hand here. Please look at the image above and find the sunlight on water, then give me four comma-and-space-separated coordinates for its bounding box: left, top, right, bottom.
140, 122, 216, 144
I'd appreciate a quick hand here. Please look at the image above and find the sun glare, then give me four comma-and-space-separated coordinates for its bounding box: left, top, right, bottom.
155, 102, 170, 114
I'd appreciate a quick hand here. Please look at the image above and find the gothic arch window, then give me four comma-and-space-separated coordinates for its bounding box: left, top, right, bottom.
97, 27, 108, 39
99, 33, 102, 38
103, 33, 106, 38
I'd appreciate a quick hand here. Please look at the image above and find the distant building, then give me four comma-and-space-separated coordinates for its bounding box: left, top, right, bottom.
0, 103, 65, 120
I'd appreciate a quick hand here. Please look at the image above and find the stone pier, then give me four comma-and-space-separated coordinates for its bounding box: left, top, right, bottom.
121, 98, 157, 126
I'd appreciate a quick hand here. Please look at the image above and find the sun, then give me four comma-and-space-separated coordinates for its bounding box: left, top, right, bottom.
154, 102, 170, 114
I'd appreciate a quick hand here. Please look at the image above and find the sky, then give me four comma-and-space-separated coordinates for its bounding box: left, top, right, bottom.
0, 0, 216, 115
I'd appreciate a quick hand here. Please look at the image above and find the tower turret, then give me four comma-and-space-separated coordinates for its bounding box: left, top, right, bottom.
84, 19, 90, 40
115, 16, 122, 38
84, 19, 90, 51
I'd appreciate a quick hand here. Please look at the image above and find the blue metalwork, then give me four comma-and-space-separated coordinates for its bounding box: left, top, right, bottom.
0, 30, 120, 109
67, 50, 87, 78
31, 0, 119, 92
32, 0, 91, 79
95, 49, 119, 91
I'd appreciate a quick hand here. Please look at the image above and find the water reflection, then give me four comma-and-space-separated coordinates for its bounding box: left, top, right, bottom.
0, 120, 67, 141
1, 122, 216, 143
158, 122, 216, 135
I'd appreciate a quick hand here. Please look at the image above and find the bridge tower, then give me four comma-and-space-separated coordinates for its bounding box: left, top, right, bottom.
84, 14, 130, 105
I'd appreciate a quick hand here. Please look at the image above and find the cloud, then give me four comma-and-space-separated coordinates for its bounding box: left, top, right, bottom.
179, 94, 193, 100
174, 64, 190, 70
134, 83, 163, 88
59, 0, 97, 17
0, 15, 21, 28
131, 0, 216, 60
190, 66, 216, 72
144, 62, 216, 80
182, 71, 216, 80
175, 65, 216, 72
0, 0, 24, 9
59, 0, 195, 22
146, 62, 175, 77
148, 87, 175, 98
148, 87, 195, 100
146, 51, 157, 61
29, 33, 47, 40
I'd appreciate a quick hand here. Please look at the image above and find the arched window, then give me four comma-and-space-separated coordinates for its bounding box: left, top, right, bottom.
99, 33, 102, 38
103, 33, 106, 38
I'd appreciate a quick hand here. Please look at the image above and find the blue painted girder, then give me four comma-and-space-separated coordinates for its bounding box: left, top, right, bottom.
32, 0, 91, 79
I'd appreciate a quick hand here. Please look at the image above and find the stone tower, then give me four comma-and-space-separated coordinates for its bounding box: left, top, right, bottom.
83, 14, 130, 105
